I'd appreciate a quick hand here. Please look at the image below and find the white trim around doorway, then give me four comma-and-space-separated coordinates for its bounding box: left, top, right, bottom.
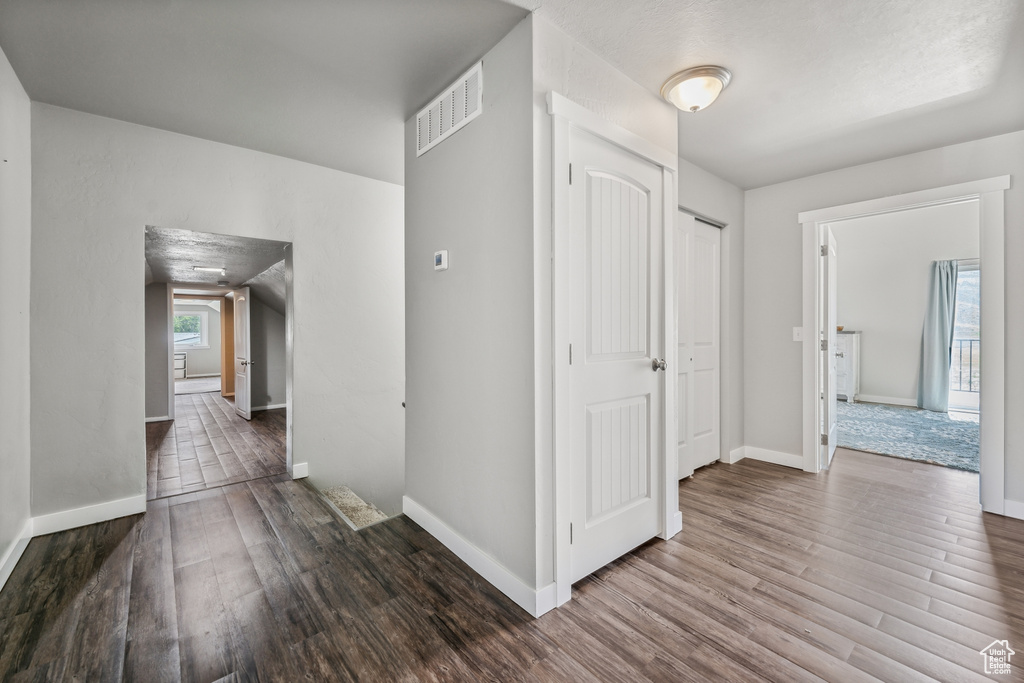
799, 176, 1009, 514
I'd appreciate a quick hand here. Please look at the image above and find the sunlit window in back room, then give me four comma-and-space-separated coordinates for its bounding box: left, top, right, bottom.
949, 262, 979, 412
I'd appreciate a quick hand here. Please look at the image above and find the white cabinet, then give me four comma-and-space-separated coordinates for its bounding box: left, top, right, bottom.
173, 352, 187, 380
835, 332, 860, 402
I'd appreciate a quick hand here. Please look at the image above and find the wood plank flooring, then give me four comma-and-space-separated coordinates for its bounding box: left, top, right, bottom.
146, 393, 287, 500
3, 447, 1023, 681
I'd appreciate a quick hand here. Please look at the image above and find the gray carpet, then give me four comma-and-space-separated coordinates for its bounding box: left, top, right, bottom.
321, 485, 389, 529
837, 401, 979, 472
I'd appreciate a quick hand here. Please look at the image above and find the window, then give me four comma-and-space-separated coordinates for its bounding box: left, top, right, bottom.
173, 310, 210, 349
950, 259, 979, 408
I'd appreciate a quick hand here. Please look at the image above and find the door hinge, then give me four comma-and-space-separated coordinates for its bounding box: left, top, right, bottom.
821, 433, 829, 446
569, 163, 572, 185
570, 523, 573, 544
820, 244, 828, 256
820, 339, 828, 351
569, 343, 573, 365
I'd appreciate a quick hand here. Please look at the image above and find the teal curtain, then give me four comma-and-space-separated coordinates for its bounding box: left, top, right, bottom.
917, 260, 958, 412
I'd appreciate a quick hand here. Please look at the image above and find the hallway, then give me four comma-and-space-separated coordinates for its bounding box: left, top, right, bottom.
2, 449, 1022, 680
146, 392, 286, 500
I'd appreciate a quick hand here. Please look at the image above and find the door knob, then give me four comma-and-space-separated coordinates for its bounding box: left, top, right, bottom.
835, 351, 845, 358
652, 358, 667, 372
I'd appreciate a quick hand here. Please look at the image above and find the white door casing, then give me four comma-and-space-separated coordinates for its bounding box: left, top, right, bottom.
233, 287, 252, 421
676, 213, 721, 478
821, 228, 838, 467
568, 126, 663, 584
799, 176, 1007, 515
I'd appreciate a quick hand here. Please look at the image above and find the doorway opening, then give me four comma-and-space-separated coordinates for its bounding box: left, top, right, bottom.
144, 227, 293, 501
824, 200, 980, 473
800, 176, 1009, 514
173, 296, 223, 395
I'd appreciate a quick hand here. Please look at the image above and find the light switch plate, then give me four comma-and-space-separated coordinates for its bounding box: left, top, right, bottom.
792, 327, 804, 342
434, 250, 449, 271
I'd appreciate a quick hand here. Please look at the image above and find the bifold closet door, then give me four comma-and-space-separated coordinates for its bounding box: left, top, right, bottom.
676, 212, 721, 478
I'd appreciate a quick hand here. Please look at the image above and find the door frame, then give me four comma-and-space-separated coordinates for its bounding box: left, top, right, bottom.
167, 290, 229, 403
549, 92, 680, 608
160, 274, 294, 476
798, 176, 1009, 514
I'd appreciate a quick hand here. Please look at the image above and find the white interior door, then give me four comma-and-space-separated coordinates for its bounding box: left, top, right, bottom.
821, 228, 838, 466
675, 214, 722, 479
233, 287, 252, 421
675, 214, 694, 478
690, 219, 721, 472
569, 127, 664, 583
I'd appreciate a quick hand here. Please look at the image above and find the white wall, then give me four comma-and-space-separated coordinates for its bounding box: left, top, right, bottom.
174, 302, 221, 377
831, 201, 979, 403
250, 296, 286, 408
406, 15, 680, 607
144, 283, 170, 419
0, 43, 32, 586
31, 103, 405, 517
677, 157, 745, 456
743, 130, 1024, 502
405, 18, 537, 586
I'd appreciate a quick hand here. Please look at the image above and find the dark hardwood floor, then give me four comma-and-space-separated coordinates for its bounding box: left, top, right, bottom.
146, 393, 287, 500
2, 448, 1022, 681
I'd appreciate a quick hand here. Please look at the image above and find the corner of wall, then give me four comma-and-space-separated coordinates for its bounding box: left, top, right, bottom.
0, 42, 33, 594
403, 496, 555, 618
404, 15, 538, 590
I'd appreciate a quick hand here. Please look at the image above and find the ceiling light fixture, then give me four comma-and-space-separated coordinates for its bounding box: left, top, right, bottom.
193, 266, 226, 275
661, 66, 732, 113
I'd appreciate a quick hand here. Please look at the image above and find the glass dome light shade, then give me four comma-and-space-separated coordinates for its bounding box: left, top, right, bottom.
661, 66, 732, 113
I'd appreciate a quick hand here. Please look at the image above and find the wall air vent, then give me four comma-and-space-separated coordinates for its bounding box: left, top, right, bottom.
415, 61, 483, 157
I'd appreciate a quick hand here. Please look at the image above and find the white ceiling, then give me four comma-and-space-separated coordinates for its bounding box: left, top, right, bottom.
0, 0, 527, 186
513, 0, 1024, 188
1, 1, 1021, 189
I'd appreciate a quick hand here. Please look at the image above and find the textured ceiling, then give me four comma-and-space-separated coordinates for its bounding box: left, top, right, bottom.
508, 0, 1024, 188
1, 1, 1020, 189
145, 227, 290, 289
243, 260, 288, 315
0, 0, 527, 186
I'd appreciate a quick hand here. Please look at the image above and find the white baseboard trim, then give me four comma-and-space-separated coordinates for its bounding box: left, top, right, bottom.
724, 447, 746, 464
0, 517, 33, 592
857, 395, 916, 407
145, 415, 172, 423
535, 582, 557, 617
403, 495, 554, 618
184, 373, 221, 378
32, 494, 147, 537
732, 446, 804, 470
1003, 499, 1024, 521
292, 462, 309, 479
252, 403, 286, 411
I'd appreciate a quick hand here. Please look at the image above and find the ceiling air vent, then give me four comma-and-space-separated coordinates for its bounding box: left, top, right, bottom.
416, 61, 482, 157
